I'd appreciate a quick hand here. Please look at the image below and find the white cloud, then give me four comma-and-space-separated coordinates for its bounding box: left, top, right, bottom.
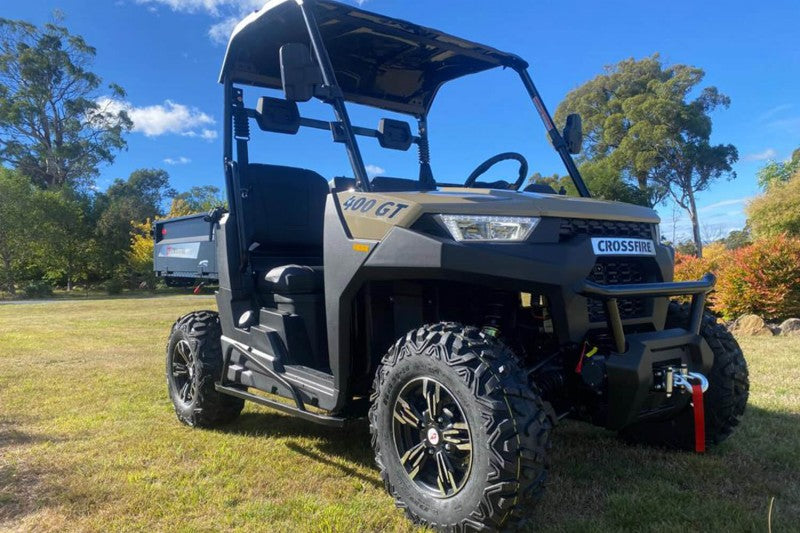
208, 16, 239, 44
698, 197, 751, 213
135, 0, 258, 15
164, 156, 191, 165
767, 116, 800, 136
743, 148, 777, 162
136, 0, 365, 44
365, 164, 385, 178
758, 103, 793, 122
97, 97, 216, 140
136, 0, 264, 44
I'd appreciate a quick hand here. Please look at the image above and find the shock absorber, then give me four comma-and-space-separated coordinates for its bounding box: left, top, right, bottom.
233, 106, 250, 141
481, 291, 507, 338
417, 117, 434, 186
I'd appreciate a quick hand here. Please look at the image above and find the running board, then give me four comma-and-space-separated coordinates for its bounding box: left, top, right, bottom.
214, 384, 352, 428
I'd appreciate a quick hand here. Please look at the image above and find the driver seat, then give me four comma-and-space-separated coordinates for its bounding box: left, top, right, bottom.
244, 163, 329, 273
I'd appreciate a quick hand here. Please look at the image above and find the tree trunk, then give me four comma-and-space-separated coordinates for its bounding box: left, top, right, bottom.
686, 188, 703, 258
636, 172, 648, 191
1, 254, 16, 296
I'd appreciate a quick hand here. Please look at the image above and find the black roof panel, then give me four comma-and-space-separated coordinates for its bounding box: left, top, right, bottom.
219, 0, 523, 116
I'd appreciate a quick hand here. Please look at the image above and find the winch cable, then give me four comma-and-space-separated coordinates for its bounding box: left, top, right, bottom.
574, 342, 598, 374
692, 382, 706, 453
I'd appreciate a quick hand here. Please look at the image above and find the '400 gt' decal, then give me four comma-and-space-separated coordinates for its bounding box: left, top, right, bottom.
342, 195, 409, 218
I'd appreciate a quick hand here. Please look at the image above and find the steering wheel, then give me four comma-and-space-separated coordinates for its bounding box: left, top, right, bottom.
464, 152, 529, 190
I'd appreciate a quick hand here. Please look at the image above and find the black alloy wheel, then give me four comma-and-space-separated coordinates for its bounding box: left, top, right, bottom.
166, 311, 244, 427
392, 377, 472, 498
170, 339, 196, 405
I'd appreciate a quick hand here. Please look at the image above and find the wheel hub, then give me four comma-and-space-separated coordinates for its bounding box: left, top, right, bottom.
392, 377, 473, 498
426, 427, 441, 446
170, 339, 196, 405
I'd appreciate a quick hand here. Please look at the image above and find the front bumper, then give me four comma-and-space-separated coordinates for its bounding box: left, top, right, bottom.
577, 272, 716, 429
577, 272, 716, 353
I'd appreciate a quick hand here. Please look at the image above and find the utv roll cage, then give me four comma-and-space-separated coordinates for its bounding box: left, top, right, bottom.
218, 0, 590, 198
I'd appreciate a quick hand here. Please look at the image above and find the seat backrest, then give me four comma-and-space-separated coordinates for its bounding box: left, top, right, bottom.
243, 164, 329, 257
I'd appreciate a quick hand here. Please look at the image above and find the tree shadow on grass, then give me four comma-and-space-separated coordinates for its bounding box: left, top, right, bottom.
215, 411, 377, 478
210, 403, 800, 530
0, 420, 69, 525
528, 405, 800, 531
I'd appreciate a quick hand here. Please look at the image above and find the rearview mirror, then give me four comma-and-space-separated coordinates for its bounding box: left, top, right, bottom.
279, 43, 321, 102
563, 113, 583, 154
377, 118, 413, 151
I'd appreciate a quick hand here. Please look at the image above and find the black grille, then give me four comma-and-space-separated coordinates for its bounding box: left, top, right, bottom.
587, 259, 648, 322
560, 218, 654, 241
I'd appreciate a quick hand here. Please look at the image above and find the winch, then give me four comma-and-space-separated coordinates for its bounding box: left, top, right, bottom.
653, 364, 709, 452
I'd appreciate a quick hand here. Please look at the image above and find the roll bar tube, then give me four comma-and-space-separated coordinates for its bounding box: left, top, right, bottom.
513, 66, 591, 198
297, 0, 371, 191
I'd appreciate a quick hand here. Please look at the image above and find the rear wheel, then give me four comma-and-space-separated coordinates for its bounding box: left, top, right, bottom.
620, 301, 749, 449
369, 322, 553, 531
166, 311, 244, 427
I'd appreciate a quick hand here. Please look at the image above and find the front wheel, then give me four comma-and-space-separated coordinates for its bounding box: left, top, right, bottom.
166, 311, 244, 427
369, 323, 553, 531
620, 302, 749, 449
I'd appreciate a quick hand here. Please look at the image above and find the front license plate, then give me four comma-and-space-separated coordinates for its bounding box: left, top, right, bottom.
591, 237, 656, 256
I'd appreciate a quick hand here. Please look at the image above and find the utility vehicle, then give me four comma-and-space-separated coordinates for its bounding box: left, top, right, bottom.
153, 213, 219, 286
165, 1, 749, 529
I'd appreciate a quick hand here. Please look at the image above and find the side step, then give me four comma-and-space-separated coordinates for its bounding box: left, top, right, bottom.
214, 384, 353, 428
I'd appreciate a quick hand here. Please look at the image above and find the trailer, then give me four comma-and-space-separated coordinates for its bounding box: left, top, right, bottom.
153, 213, 219, 286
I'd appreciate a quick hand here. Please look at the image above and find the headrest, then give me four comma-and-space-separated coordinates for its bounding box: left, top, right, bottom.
371, 176, 433, 192
523, 183, 557, 195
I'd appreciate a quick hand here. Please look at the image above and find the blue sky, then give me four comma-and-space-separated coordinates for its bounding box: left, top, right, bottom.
5, 0, 799, 240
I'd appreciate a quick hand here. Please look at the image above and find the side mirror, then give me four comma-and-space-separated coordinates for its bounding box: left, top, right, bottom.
279, 43, 321, 102
563, 113, 583, 154
377, 119, 413, 151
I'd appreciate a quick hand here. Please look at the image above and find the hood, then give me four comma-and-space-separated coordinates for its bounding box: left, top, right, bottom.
336, 187, 659, 241
400, 188, 659, 222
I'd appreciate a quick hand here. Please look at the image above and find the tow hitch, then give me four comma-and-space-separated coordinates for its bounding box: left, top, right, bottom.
654, 365, 709, 452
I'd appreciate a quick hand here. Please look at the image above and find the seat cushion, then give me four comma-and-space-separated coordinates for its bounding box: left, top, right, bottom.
260, 265, 324, 294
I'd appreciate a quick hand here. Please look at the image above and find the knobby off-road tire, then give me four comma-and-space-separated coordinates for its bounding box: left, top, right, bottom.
369, 322, 553, 531
166, 311, 244, 427
621, 301, 749, 450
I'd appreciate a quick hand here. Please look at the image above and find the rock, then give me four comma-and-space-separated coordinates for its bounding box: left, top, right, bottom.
729, 314, 774, 336
779, 318, 800, 336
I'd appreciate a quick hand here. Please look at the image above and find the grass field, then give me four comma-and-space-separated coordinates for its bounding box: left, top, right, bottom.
1, 296, 798, 532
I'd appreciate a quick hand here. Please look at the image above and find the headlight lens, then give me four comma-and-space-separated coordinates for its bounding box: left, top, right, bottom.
437, 215, 540, 242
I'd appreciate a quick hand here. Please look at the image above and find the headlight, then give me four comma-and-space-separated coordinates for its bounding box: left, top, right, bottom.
437, 214, 540, 242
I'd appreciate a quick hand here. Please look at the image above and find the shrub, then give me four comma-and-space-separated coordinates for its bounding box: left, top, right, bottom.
104, 277, 124, 295
701, 242, 729, 269
674, 252, 711, 282
674, 252, 718, 308
22, 280, 53, 299
714, 235, 800, 320
748, 170, 800, 238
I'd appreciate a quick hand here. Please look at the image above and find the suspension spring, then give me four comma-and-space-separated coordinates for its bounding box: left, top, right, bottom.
417, 132, 430, 166
482, 292, 507, 338
233, 107, 250, 140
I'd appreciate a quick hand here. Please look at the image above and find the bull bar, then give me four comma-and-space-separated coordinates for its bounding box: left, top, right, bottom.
577, 272, 717, 353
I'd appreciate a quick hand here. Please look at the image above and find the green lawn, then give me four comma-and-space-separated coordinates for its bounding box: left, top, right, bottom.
1, 297, 798, 531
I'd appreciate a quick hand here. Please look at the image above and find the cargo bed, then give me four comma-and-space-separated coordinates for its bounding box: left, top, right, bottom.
153, 213, 218, 284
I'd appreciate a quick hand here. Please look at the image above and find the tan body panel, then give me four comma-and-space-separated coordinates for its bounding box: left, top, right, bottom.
337, 187, 660, 241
